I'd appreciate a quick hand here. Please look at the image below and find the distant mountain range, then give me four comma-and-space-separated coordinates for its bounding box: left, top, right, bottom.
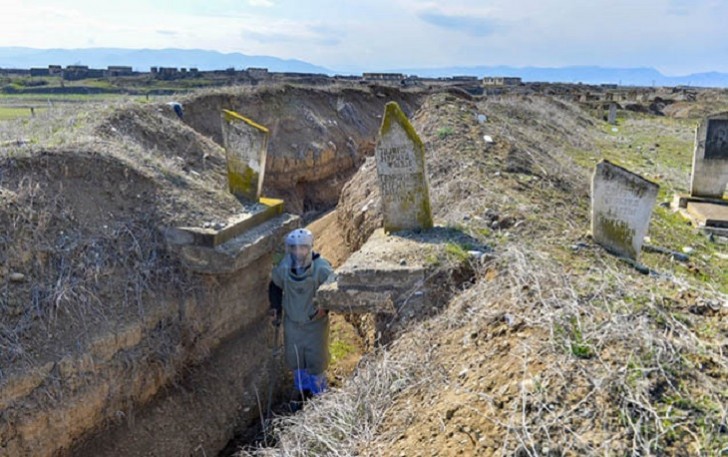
0, 47, 330, 75
1, 47, 728, 88
392, 65, 728, 88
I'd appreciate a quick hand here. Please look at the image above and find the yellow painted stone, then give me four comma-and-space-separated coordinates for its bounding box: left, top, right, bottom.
221, 110, 270, 202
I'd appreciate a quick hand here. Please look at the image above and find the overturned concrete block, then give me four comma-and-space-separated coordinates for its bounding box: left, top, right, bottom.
690, 112, 728, 199
315, 282, 395, 314
591, 160, 659, 260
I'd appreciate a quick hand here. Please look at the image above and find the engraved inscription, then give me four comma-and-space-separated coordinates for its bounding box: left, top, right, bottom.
705, 119, 728, 160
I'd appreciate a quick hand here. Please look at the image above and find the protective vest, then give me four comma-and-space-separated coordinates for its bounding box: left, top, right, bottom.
271, 255, 333, 324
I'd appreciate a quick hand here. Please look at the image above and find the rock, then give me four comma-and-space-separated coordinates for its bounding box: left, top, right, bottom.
504, 313, 515, 326
682, 246, 694, 254
9, 272, 25, 283
483, 135, 494, 143
570, 242, 589, 251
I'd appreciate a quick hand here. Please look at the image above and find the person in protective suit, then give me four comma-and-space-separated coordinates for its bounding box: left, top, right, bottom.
269, 228, 334, 402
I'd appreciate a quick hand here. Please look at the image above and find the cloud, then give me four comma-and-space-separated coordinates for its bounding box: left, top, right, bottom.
417, 10, 500, 36
248, 0, 274, 6
243, 22, 342, 46
156, 30, 179, 36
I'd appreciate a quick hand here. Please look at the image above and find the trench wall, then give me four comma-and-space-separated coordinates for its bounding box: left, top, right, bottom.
0, 232, 287, 457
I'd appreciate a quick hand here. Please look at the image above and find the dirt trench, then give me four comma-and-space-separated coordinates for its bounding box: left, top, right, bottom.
182, 84, 424, 216
0, 84, 430, 457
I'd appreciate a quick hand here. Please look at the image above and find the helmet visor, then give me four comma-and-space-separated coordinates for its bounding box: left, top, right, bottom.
286, 243, 312, 270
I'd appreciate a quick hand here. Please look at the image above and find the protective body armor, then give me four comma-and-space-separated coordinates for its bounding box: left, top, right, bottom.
271, 254, 333, 375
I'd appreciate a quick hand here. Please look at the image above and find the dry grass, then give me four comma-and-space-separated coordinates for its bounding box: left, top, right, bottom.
0, 96, 238, 380
237, 345, 434, 457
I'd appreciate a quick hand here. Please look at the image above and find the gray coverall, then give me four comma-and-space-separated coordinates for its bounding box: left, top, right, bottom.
270, 254, 334, 375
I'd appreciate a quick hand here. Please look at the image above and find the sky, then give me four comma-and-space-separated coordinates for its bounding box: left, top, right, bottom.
1, 0, 727, 75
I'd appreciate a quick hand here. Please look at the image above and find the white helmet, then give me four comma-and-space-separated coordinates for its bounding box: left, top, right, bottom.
285, 228, 314, 247
285, 229, 314, 271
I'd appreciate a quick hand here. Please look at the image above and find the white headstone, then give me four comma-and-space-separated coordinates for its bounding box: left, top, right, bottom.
221, 110, 269, 202
375, 102, 433, 233
690, 112, 728, 198
591, 160, 659, 260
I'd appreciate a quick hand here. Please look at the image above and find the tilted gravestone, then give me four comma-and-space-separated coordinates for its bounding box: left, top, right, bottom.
690, 112, 728, 199
221, 110, 269, 202
591, 160, 659, 260
608, 103, 617, 125
375, 101, 433, 233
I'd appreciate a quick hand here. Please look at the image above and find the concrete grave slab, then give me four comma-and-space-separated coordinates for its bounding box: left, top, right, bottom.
591, 160, 659, 260
164, 198, 284, 248
690, 112, 728, 198
221, 110, 269, 202
375, 101, 433, 233
167, 212, 300, 274
314, 282, 395, 314
316, 228, 483, 315
686, 201, 728, 228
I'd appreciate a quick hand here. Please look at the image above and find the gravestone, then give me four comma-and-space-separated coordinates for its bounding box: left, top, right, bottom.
221, 109, 269, 202
608, 103, 617, 125
690, 112, 728, 198
591, 160, 659, 260
375, 102, 433, 233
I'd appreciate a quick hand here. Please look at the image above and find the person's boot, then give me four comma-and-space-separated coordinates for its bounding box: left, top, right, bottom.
288, 387, 304, 412
309, 373, 328, 396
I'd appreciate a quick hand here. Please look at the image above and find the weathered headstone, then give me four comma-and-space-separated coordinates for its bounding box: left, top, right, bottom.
591, 160, 659, 260
608, 103, 617, 125
690, 112, 728, 198
221, 110, 269, 202
375, 101, 433, 233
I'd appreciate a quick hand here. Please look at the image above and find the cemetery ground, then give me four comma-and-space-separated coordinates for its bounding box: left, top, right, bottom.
243, 92, 728, 456
1, 83, 728, 456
